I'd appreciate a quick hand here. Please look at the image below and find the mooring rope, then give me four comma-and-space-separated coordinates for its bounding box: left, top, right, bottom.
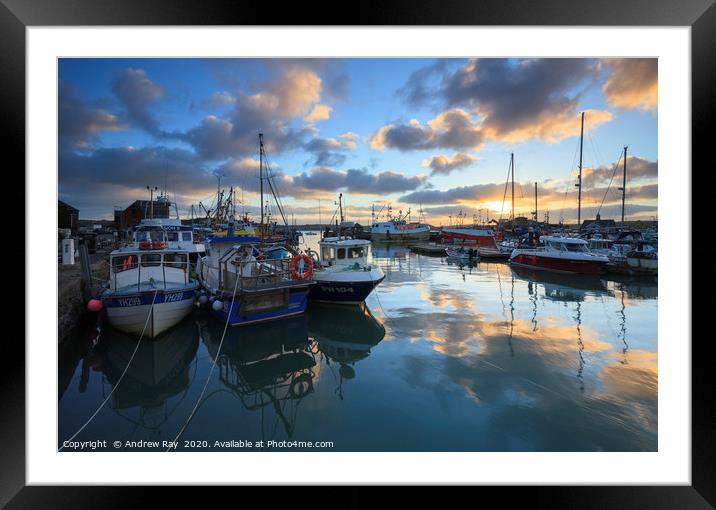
166, 268, 242, 451
59, 288, 159, 451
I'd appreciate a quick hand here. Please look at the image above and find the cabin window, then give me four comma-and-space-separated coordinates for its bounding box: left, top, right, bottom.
337, 248, 346, 259
348, 246, 365, 258
321, 247, 335, 261
164, 253, 187, 269
566, 244, 586, 252
141, 253, 162, 267
166, 231, 179, 242
182, 232, 192, 242
112, 255, 137, 272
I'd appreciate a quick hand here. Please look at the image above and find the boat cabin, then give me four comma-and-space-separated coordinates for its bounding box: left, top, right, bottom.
132, 219, 204, 255
318, 237, 372, 268
541, 236, 591, 253
108, 247, 193, 292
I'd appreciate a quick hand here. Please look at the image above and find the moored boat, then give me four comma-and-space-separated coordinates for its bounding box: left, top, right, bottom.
306, 237, 385, 304
197, 236, 314, 326
101, 243, 199, 338
509, 236, 609, 275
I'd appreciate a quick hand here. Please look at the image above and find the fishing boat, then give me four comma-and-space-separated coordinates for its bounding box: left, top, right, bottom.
101, 241, 200, 338
306, 236, 385, 304
369, 204, 429, 241
197, 235, 314, 326
509, 236, 609, 275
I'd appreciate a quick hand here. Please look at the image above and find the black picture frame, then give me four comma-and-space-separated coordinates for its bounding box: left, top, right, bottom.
4, 0, 710, 505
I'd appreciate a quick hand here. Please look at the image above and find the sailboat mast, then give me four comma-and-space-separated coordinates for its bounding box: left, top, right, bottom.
534, 182, 538, 223
577, 111, 585, 227
620, 145, 628, 225
259, 132, 264, 226
510, 153, 515, 224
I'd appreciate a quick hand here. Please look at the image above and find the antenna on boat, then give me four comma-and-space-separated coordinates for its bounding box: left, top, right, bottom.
618, 145, 628, 225
533, 182, 538, 223
510, 152, 515, 227
576, 111, 585, 228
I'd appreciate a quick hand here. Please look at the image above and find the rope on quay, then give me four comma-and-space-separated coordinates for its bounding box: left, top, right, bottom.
167, 269, 242, 451
59, 288, 159, 451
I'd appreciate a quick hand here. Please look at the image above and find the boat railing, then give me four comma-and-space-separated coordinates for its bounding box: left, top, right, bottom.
219, 257, 312, 294
111, 253, 195, 292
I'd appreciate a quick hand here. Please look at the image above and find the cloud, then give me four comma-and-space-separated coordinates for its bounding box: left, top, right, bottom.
303, 131, 358, 166
400, 182, 506, 205
423, 153, 477, 176
600, 58, 657, 110
218, 159, 427, 200
59, 81, 126, 151
387, 58, 613, 148
371, 109, 486, 151
304, 103, 332, 123
112, 68, 164, 134
582, 156, 658, 188
180, 67, 326, 160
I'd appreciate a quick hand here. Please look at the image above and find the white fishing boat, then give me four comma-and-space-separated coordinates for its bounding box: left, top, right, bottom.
306, 237, 385, 304
101, 242, 199, 338
369, 204, 429, 241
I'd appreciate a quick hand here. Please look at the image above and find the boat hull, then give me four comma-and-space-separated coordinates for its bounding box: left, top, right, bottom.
509, 253, 607, 275
370, 230, 430, 241
211, 286, 313, 326
103, 289, 197, 338
310, 275, 385, 304
440, 229, 497, 247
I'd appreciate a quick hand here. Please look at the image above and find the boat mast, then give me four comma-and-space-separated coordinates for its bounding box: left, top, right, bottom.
259, 132, 264, 226
338, 193, 344, 223
619, 145, 628, 225
510, 152, 515, 226
576, 111, 585, 228
534, 182, 538, 224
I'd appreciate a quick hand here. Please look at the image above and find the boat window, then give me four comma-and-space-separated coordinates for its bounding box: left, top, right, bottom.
566, 244, 587, 252
141, 253, 162, 267
112, 255, 137, 272
321, 247, 335, 261
182, 232, 192, 242
348, 246, 365, 258
166, 231, 179, 242
164, 253, 187, 269
337, 248, 346, 259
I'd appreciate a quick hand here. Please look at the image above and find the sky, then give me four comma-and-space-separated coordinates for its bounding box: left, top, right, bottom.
58, 58, 658, 225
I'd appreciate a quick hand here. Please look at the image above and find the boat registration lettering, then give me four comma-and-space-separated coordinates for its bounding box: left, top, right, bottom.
164, 292, 185, 302
116, 297, 141, 307
321, 286, 354, 293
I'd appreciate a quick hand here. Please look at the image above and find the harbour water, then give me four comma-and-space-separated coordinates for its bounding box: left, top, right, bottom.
58, 234, 657, 452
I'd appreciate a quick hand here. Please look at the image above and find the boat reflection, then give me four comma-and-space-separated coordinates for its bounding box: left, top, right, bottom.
93, 315, 200, 430
601, 273, 658, 300
201, 316, 317, 439
511, 266, 610, 302
309, 302, 386, 399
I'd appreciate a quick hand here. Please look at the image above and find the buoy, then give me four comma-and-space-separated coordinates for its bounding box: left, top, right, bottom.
87, 299, 103, 312
212, 300, 223, 311
198, 295, 209, 306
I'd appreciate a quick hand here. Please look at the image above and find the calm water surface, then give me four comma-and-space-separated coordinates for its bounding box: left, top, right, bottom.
59, 235, 658, 451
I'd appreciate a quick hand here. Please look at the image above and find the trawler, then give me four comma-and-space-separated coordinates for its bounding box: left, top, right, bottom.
369, 204, 429, 241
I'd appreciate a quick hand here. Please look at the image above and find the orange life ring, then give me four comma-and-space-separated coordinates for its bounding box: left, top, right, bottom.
151, 240, 166, 250
139, 240, 152, 250
289, 254, 313, 280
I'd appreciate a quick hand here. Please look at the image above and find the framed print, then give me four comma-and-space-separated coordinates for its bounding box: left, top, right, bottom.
3, 0, 712, 505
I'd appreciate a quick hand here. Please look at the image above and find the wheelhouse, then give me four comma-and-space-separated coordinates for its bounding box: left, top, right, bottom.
319, 238, 372, 268
109, 249, 192, 291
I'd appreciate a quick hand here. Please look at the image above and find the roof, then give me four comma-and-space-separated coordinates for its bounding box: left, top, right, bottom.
542, 236, 588, 245
58, 200, 79, 212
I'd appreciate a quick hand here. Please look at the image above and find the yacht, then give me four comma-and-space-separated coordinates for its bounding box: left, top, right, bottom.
509, 236, 609, 275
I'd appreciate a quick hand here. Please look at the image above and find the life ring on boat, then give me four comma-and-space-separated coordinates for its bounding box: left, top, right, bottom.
289, 254, 313, 280
139, 240, 152, 250
151, 240, 166, 250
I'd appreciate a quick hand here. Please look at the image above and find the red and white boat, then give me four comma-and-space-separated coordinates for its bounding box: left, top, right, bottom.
509, 236, 609, 275
440, 227, 500, 247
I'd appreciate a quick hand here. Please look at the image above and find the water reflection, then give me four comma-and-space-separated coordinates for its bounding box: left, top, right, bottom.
308, 302, 386, 399
201, 316, 316, 439
94, 317, 199, 435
